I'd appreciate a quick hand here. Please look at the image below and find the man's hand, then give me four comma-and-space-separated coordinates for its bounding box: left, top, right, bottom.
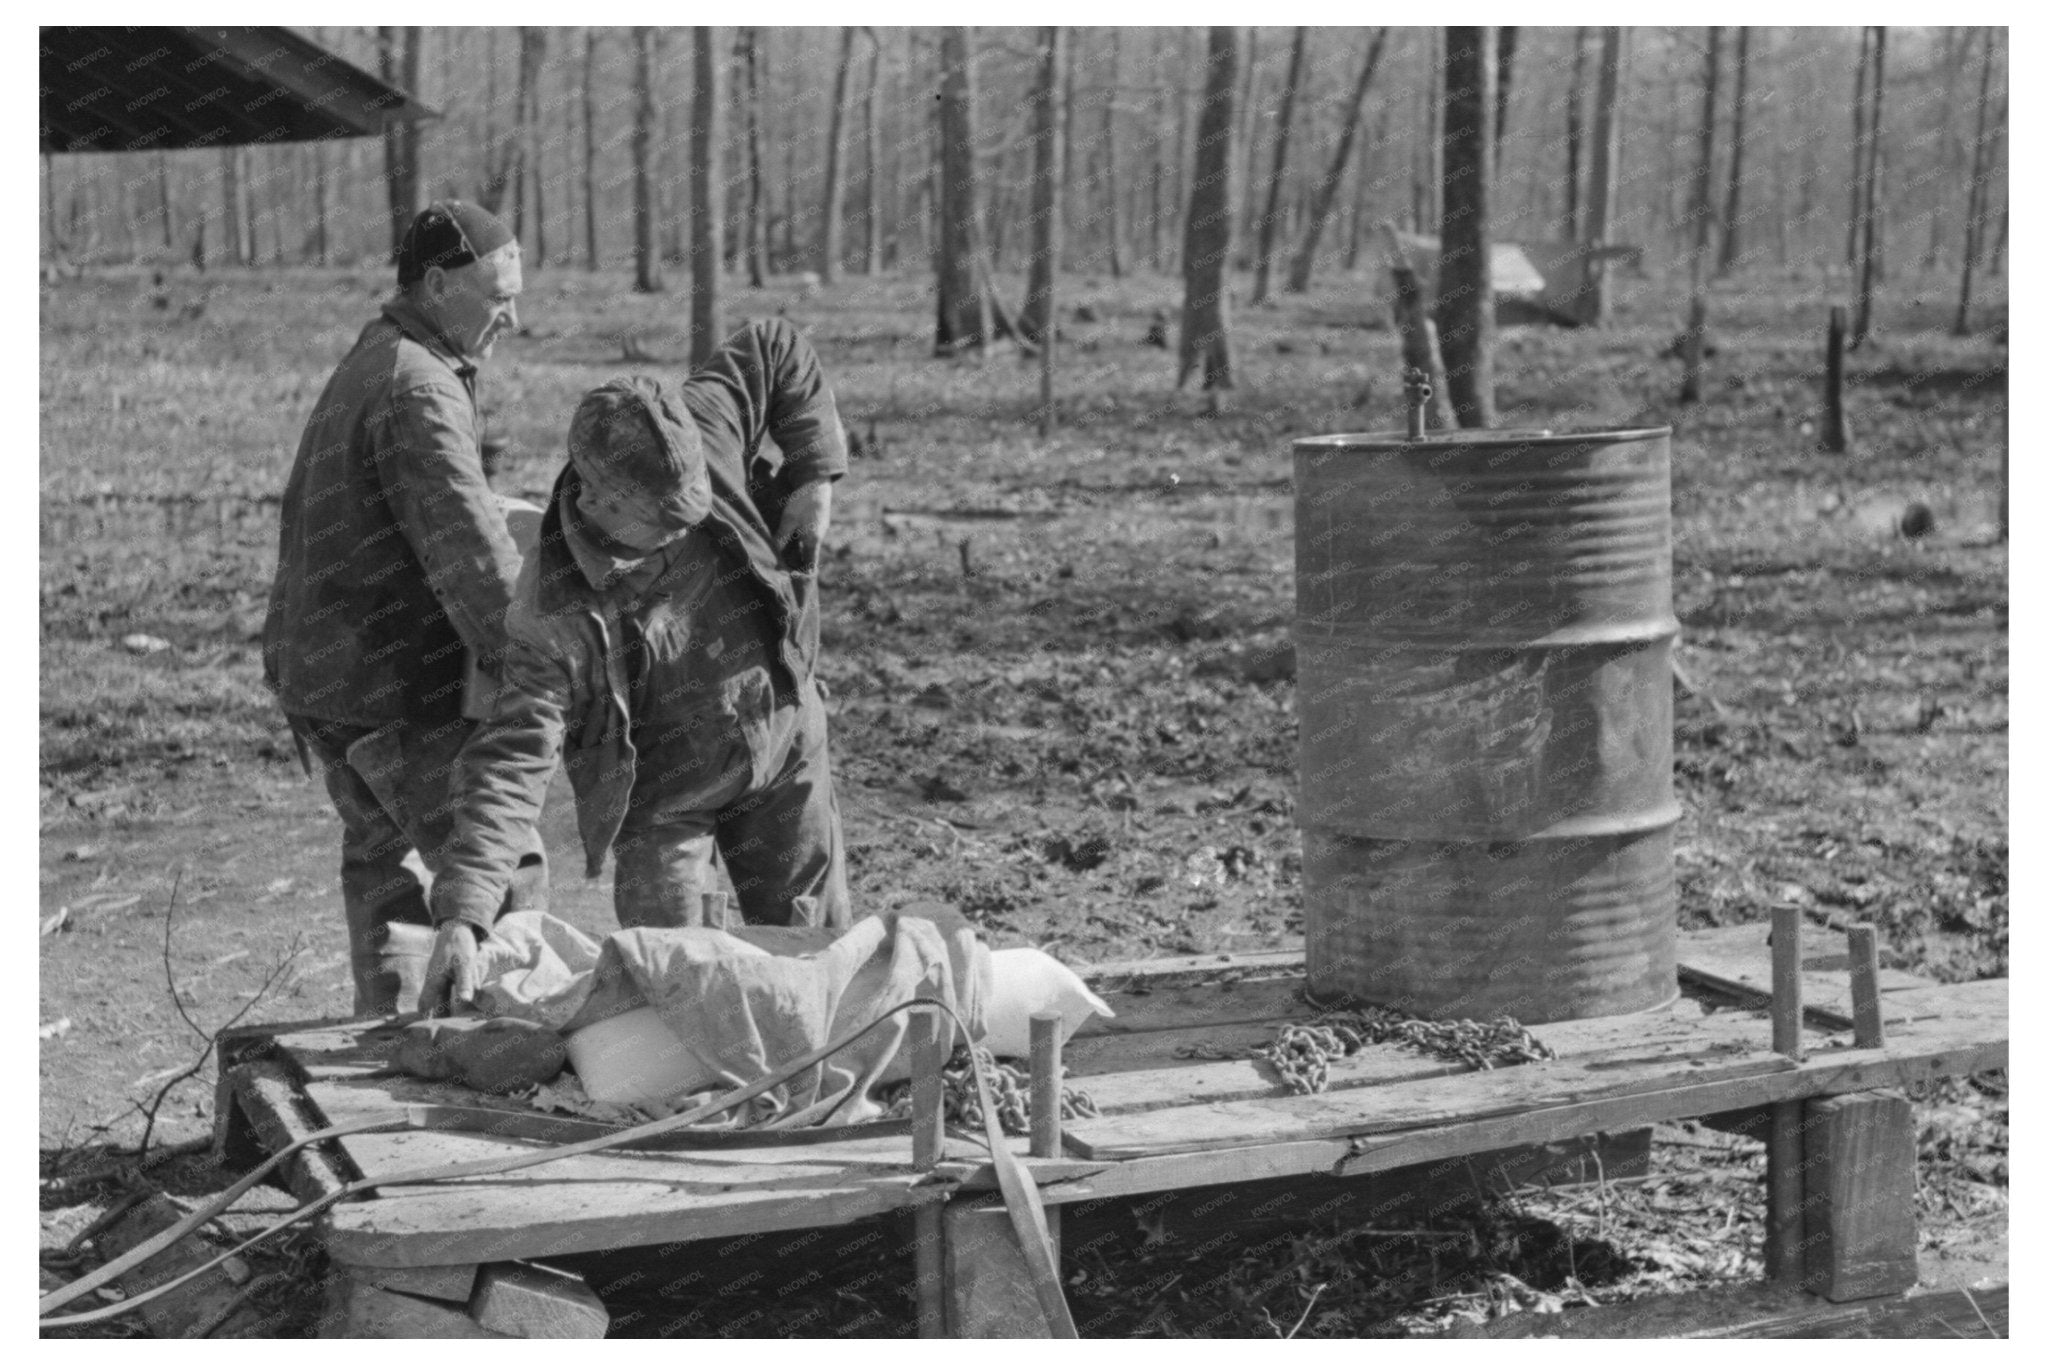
776, 479, 833, 575
422, 921, 486, 1017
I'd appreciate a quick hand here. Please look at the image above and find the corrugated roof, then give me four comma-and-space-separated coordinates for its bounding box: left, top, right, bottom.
40, 26, 438, 153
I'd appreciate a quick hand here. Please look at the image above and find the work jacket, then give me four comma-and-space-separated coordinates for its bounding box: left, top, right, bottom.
262, 297, 521, 726
431, 320, 848, 932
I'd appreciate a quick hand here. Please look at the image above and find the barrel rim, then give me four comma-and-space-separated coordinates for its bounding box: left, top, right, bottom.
1292, 426, 1673, 453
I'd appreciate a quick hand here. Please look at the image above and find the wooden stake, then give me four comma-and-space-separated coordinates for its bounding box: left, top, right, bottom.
1847, 924, 1885, 1049
1029, 1012, 1064, 1255
910, 987, 947, 1338
1822, 305, 1852, 452
1766, 902, 1804, 1284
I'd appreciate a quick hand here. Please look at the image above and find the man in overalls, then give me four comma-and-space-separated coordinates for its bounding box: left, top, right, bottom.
421, 321, 850, 1008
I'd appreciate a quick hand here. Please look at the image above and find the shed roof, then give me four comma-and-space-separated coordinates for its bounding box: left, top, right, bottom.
41, 26, 437, 153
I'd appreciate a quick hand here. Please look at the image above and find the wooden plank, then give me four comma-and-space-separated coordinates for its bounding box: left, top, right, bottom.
1767, 902, 1806, 1284
1075, 998, 1716, 1113
229, 1059, 354, 1201
470, 1261, 609, 1338
942, 1196, 1057, 1338
1080, 949, 1306, 992
322, 1169, 934, 1268
1069, 975, 1307, 1038
1063, 979, 2004, 1159
1678, 920, 1933, 1029
1451, 1282, 2007, 1339
1801, 1091, 1919, 1302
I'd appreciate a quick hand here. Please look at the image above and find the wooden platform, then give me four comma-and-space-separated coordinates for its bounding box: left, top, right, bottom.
218, 923, 2006, 1337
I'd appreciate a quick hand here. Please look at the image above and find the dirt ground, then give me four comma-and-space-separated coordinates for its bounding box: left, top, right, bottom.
38, 261, 2006, 1334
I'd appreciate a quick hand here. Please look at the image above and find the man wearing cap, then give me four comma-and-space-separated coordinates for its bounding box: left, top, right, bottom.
419, 320, 851, 1010
263, 200, 547, 1016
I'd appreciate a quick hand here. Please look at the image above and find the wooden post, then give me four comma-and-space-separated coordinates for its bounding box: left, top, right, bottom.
1822, 305, 1852, 452
1029, 1011, 1063, 1254
1846, 924, 1885, 1049
909, 987, 947, 1339
1766, 903, 1805, 1284
1801, 1091, 1919, 1301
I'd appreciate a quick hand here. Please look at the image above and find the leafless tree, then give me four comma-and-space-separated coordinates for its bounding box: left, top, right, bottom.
1178, 26, 1238, 398
632, 26, 662, 292
1287, 28, 1386, 293
690, 27, 725, 365
1438, 26, 1496, 427
1251, 27, 1307, 305
819, 27, 857, 284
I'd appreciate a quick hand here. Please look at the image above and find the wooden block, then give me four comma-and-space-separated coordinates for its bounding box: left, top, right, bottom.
319, 1273, 511, 1339
362, 1262, 478, 1304
226, 1059, 353, 1202
1801, 1090, 1919, 1302
942, 1196, 1058, 1338
93, 1192, 270, 1338
469, 1261, 609, 1338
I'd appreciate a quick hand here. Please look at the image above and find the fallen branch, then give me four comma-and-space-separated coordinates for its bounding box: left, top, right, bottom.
133, 870, 304, 1156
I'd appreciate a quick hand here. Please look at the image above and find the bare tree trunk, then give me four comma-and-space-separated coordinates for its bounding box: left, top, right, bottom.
862, 29, 881, 274
818, 26, 856, 284
1178, 26, 1237, 398
934, 26, 988, 352
1026, 27, 1064, 432
1495, 26, 1518, 151
1583, 27, 1624, 326
1102, 28, 1124, 279
1718, 26, 1750, 275
632, 27, 662, 292
1852, 26, 1886, 347
1847, 27, 1869, 271
156, 151, 177, 254
1149, 28, 1168, 272
222, 147, 249, 266
690, 27, 725, 365
1565, 27, 1587, 241
1926, 28, 1965, 270
311, 142, 329, 266
1286, 27, 1387, 293
521, 28, 547, 264
1251, 27, 1308, 305
1232, 26, 1260, 268
1954, 27, 1997, 335
1822, 305, 1852, 453
740, 28, 767, 286
1439, 26, 1496, 428
376, 28, 421, 261
584, 28, 600, 269
1681, 27, 1720, 404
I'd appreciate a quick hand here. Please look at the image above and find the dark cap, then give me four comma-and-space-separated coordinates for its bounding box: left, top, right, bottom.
397, 200, 516, 286
567, 376, 712, 542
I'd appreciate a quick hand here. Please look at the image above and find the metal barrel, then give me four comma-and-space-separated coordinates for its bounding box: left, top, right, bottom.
1292, 427, 1679, 1024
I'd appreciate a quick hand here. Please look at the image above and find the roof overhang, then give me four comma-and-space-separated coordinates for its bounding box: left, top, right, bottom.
41, 26, 439, 153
